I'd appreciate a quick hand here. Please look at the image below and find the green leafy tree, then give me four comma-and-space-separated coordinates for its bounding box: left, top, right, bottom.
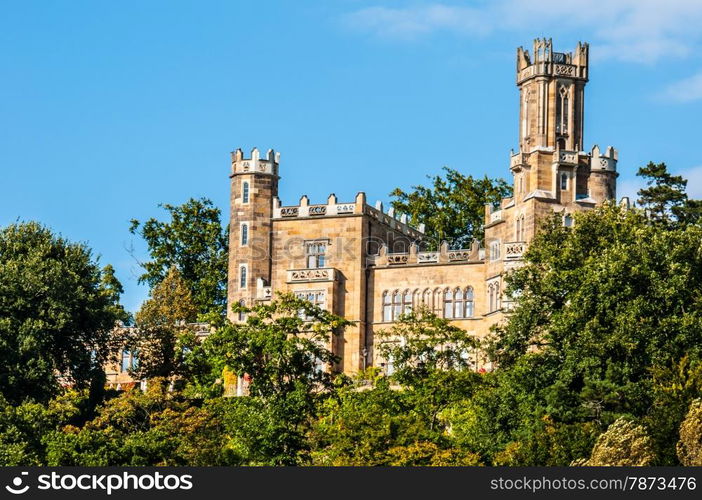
581, 417, 655, 466
44, 380, 226, 466
128, 267, 200, 380
390, 167, 512, 249
637, 161, 702, 226
192, 293, 350, 465
378, 310, 481, 429
0, 222, 126, 404
677, 399, 702, 466
129, 198, 228, 317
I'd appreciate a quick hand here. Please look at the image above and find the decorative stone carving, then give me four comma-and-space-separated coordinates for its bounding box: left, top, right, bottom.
387, 254, 409, 265
417, 252, 438, 263
280, 207, 299, 217
288, 268, 335, 282
336, 204, 355, 214
448, 250, 470, 261
504, 242, 526, 259
554, 64, 575, 76
308, 205, 326, 216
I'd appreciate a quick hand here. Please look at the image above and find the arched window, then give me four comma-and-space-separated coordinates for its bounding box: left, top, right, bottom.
382, 292, 392, 322
488, 283, 495, 313
495, 282, 501, 310
402, 290, 413, 315
242, 181, 250, 203
241, 223, 249, 246
465, 287, 474, 317
564, 213, 573, 227
392, 291, 402, 320
443, 288, 454, 319
239, 265, 247, 289
238, 299, 247, 322
422, 288, 432, 311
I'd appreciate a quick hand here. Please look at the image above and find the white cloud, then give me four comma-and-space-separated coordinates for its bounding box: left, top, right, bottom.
343, 0, 702, 64
660, 72, 702, 102
684, 165, 702, 199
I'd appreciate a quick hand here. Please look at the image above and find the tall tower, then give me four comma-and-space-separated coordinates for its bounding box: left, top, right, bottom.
516, 38, 589, 152
507, 39, 617, 244
227, 147, 279, 321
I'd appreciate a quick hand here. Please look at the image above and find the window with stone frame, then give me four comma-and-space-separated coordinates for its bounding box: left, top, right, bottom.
242, 180, 250, 204
294, 290, 326, 320
241, 223, 249, 246
239, 265, 247, 289
489, 240, 501, 261
121, 349, 138, 373
560, 172, 568, 191
305, 241, 327, 269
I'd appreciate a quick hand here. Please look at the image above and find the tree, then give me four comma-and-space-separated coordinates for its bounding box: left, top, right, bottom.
677, 399, 702, 466
637, 161, 701, 226
128, 267, 200, 380
191, 293, 350, 465
0, 222, 126, 404
390, 167, 512, 249
378, 310, 481, 429
581, 417, 655, 466
489, 204, 702, 423
129, 198, 228, 317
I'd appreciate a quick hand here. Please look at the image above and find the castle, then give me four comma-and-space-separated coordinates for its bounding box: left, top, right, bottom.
225, 39, 619, 375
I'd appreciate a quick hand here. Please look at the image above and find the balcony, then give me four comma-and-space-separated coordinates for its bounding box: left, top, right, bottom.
504, 241, 526, 259
287, 267, 337, 283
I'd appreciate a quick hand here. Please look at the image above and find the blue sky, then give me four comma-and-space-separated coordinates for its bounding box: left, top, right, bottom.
2, 1, 701, 312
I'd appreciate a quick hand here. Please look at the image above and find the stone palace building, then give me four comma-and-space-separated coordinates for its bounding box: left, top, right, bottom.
225, 38, 619, 375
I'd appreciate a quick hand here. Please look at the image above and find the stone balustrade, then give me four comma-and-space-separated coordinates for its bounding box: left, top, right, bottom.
504, 241, 526, 259
370, 241, 482, 267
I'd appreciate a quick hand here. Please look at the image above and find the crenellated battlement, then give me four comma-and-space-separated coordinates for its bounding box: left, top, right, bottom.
517, 38, 588, 85
230, 147, 280, 177
590, 145, 618, 172
272, 192, 425, 239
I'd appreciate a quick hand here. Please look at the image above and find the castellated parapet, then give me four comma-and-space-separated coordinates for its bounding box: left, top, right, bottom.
231, 147, 280, 177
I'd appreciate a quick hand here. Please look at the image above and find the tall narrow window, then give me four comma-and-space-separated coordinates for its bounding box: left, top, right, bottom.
422, 288, 432, 311
241, 223, 249, 246
403, 290, 413, 314
121, 350, 131, 372
490, 241, 501, 261
242, 181, 250, 204
239, 265, 247, 289
560, 172, 568, 191
392, 291, 402, 320
305, 242, 326, 269
383, 292, 392, 322
238, 299, 247, 322
454, 288, 464, 318
443, 288, 454, 319
465, 287, 474, 317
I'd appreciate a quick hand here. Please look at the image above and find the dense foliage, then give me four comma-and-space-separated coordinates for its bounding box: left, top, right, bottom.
0, 222, 126, 404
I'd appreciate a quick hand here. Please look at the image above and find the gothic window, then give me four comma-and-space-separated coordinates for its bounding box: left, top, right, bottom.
238, 299, 247, 322
556, 85, 569, 135
560, 172, 568, 191
306, 242, 326, 269
465, 287, 475, 317
242, 181, 250, 204
422, 288, 432, 310
382, 292, 392, 322
456, 287, 475, 318
433, 288, 443, 316
403, 289, 413, 314
443, 288, 454, 319
241, 223, 249, 246
393, 291, 403, 320
294, 290, 326, 320
489, 241, 501, 261
564, 214, 574, 227
239, 265, 247, 289
488, 282, 501, 313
